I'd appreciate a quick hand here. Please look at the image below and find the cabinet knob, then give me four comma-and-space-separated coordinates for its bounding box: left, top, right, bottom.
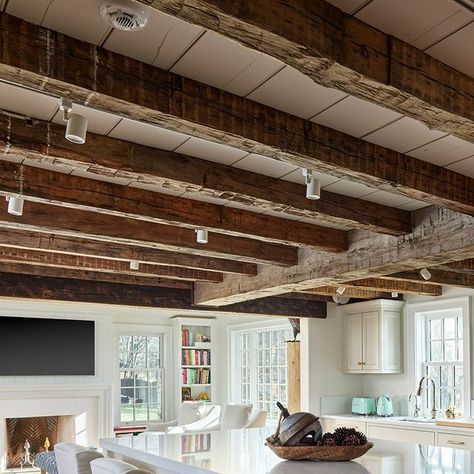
448, 440, 465, 445
357, 362, 363, 366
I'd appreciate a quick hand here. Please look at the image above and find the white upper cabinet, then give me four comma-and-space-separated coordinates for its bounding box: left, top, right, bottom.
341, 300, 404, 374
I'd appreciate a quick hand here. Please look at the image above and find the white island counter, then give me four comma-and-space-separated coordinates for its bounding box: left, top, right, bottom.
100, 427, 473, 474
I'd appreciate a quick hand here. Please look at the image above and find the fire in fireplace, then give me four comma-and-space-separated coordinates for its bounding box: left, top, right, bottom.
6, 416, 59, 468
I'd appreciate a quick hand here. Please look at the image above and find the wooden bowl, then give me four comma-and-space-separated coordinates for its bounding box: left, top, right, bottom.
266, 440, 374, 462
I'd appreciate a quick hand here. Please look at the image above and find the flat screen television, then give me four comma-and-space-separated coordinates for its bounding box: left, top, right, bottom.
0, 317, 95, 376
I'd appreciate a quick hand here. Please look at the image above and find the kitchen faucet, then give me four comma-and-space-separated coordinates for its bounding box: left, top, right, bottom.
416, 376, 437, 419
409, 393, 421, 418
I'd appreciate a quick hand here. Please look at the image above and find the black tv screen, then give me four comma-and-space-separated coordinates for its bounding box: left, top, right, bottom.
0, 317, 95, 375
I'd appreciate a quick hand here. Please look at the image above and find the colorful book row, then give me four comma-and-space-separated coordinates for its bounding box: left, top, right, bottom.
182, 349, 211, 366
182, 368, 211, 385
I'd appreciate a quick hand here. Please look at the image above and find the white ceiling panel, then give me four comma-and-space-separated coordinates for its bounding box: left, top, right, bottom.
356, 0, 467, 47
6, 0, 51, 24
174, 137, 248, 165
223, 56, 284, 97
322, 179, 375, 198
42, 0, 110, 45
363, 117, 447, 153
21, 158, 75, 175
52, 104, 121, 136
359, 190, 413, 207
408, 135, 474, 166
71, 169, 133, 186
446, 156, 474, 178
396, 199, 431, 211
129, 180, 184, 196
232, 154, 298, 178
426, 22, 474, 77
312, 95, 402, 138
325, 0, 369, 14
104, 9, 203, 68
281, 168, 340, 188
108, 118, 188, 150
171, 31, 261, 89
0, 82, 58, 120
247, 66, 347, 120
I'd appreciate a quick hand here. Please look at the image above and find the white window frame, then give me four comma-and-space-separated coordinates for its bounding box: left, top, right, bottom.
229, 320, 292, 424
115, 324, 172, 427
409, 297, 471, 418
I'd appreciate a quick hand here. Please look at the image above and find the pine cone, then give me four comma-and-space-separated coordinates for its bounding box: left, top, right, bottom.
333, 427, 357, 444
355, 431, 368, 445
342, 434, 361, 446
322, 436, 337, 446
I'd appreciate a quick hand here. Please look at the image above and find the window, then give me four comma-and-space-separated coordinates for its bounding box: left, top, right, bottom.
233, 325, 292, 423
119, 334, 163, 423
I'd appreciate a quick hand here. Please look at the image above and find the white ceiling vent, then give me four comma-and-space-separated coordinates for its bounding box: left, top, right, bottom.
99, 0, 150, 31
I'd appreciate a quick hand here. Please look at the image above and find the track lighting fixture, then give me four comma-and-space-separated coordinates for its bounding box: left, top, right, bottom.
129, 260, 140, 270
332, 295, 350, 305
196, 229, 208, 244
420, 268, 432, 280
7, 195, 24, 216
302, 168, 321, 200
336, 286, 346, 295
391, 292, 399, 298
59, 97, 88, 144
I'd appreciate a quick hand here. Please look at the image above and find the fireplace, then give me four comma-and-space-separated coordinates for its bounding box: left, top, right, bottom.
6, 416, 59, 468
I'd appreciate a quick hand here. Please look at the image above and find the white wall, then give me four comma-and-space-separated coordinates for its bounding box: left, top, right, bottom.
300, 303, 363, 415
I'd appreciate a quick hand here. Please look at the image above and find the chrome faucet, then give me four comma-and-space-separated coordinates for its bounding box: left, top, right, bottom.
416, 376, 437, 419
409, 393, 421, 418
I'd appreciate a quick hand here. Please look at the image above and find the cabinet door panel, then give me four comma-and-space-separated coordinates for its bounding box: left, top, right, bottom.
346, 313, 363, 372
383, 311, 401, 371
363, 311, 380, 371
367, 425, 435, 444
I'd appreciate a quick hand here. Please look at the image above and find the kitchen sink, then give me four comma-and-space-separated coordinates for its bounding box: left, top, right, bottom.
398, 417, 436, 424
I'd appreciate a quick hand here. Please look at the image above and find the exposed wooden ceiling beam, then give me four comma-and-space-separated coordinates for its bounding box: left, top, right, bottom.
0, 201, 298, 266
0, 247, 223, 282
303, 286, 391, 299
381, 270, 474, 289
433, 259, 474, 275
0, 271, 327, 317
194, 207, 474, 305
345, 278, 442, 296
0, 116, 410, 236
0, 229, 257, 275
137, 0, 474, 144
0, 161, 347, 250
0, 15, 472, 214
0, 262, 193, 288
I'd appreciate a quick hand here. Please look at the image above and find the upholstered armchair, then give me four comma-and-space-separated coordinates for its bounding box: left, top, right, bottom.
54, 442, 103, 474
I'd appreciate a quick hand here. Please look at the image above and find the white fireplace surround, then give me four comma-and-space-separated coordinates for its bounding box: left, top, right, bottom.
0, 385, 113, 471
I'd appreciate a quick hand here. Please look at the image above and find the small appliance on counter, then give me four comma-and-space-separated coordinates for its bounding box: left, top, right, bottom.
376, 394, 394, 417
351, 397, 376, 415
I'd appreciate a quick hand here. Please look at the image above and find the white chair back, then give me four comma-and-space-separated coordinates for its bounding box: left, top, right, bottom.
90, 458, 151, 474
245, 409, 268, 428
54, 442, 103, 474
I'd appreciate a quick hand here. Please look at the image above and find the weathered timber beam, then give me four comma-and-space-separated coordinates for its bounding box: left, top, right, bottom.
303, 286, 391, 299
345, 278, 442, 296
0, 247, 223, 282
0, 262, 193, 288
433, 259, 474, 275
0, 202, 297, 266
0, 116, 410, 236
194, 207, 474, 305
381, 270, 474, 289
0, 161, 347, 250
137, 0, 474, 143
0, 229, 257, 275
0, 272, 327, 317
278, 293, 333, 302
0, 15, 472, 214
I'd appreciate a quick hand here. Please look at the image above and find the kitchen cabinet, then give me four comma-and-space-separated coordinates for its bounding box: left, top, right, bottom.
341, 299, 404, 374
437, 432, 474, 450
367, 425, 435, 445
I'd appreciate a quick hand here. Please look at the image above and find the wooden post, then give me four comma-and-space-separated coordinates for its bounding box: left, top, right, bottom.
287, 341, 301, 413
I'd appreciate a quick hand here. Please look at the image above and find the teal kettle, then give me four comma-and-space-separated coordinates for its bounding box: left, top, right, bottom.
376, 394, 393, 417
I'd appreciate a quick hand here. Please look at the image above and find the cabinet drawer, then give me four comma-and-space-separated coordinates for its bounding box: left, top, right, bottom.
368, 425, 435, 444
333, 420, 367, 435
438, 433, 474, 450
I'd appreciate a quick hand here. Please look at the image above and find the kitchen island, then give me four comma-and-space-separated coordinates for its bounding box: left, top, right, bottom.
100, 427, 473, 473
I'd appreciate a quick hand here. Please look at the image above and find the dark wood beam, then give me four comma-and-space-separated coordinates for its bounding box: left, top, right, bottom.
303, 286, 392, 299
0, 262, 193, 288
0, 247, 223, 282
1, 115, 410, 236
433, 259, 474, 275
0, 161, 347, 250
346, 278, 442, 296
0, 229, 257, 275
0, 201, 298, 266
138, 0, 474, 143
382, 270, 474, 289
0, 14, 472, 214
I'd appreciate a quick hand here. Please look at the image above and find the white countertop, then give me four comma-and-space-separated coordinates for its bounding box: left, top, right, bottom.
100, 427, 474, 474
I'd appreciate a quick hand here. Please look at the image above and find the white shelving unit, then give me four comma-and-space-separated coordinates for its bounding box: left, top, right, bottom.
172, 317, 216, 409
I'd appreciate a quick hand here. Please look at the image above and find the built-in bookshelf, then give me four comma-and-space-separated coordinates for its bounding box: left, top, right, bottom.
172, 317, 215, 406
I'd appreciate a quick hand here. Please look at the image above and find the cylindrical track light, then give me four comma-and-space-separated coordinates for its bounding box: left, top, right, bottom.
420, 268, 432, 280
336, 286, 346, 295
65, 113, 88, 144
196, 229, 208, 244
391, 292, 399, 298
7, 195, 24, 216
333, 295, 350, 305
302, 168, 321, 200
129, 260, 140, 270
